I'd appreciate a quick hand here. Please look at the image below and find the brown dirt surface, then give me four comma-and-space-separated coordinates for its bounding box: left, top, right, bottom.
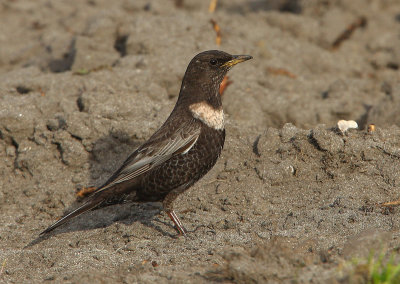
1, 0, 400, 283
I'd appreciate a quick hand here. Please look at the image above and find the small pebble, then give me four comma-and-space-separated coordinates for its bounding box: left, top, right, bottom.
337, 120, 358, 134
367, 124, 375, 133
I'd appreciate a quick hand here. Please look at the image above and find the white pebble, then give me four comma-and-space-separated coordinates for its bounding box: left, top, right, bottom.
337, 120, 358, 134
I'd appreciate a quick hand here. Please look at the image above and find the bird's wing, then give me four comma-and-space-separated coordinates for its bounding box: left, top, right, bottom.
96, 119, 201, 193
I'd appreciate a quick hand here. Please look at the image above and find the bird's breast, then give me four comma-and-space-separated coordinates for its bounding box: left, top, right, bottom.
189, 101, 224, 130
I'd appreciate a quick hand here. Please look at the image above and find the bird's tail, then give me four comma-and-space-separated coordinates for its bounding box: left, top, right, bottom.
40, 197, 103, 236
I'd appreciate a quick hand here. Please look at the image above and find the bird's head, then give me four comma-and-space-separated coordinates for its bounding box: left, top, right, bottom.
178, 50, 252, 107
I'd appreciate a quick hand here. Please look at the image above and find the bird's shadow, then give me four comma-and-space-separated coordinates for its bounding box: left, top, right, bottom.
27, 130, 177, 247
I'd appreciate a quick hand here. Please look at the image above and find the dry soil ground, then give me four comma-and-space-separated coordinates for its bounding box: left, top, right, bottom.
1, 0, 400, 283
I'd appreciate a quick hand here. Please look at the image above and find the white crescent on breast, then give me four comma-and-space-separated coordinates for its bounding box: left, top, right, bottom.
189, 102, 224, 130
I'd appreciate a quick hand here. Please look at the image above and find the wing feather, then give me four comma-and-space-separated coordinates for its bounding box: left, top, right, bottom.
96, 120, 200, 192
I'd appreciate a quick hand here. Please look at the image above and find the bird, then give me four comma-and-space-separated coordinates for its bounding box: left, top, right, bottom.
40, 50, 252, 236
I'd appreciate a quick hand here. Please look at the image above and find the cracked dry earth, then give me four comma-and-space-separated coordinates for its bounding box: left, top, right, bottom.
1, 0, 400, 283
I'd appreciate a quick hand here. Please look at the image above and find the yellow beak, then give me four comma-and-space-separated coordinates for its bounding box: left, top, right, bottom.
221, 55, 253, 68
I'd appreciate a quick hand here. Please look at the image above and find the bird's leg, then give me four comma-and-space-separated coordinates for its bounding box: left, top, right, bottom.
163, 190, 187, 236
166, 210, 186, 236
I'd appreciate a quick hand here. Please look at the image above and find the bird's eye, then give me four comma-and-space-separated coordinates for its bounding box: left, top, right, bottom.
209, 59, 218, 65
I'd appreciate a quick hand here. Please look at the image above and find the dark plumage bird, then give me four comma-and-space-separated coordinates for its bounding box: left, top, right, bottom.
41, 50, 252, 236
